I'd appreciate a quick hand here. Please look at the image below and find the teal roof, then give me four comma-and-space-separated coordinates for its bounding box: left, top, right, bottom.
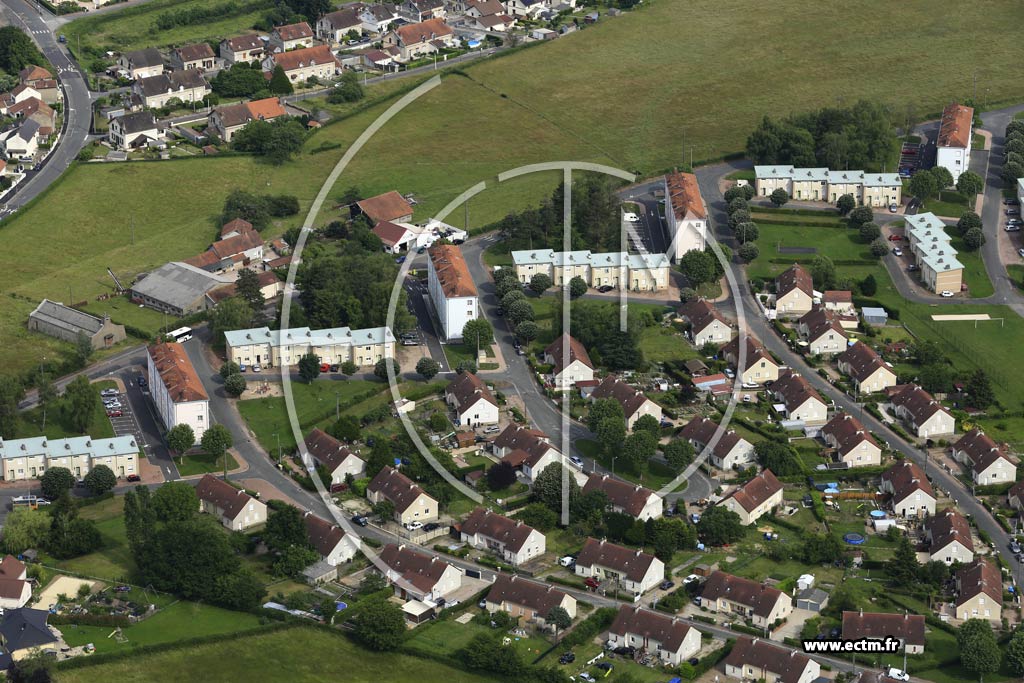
0, 435, 138, 461
754, 165, 794, 179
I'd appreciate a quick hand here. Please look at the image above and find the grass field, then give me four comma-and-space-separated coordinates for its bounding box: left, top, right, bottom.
15, 389, 116, 440
41, 496, 134, 580
56, 626, 503, 683
920, 190, 971, 219
175, 451, 240, 476
639, 325, 699, 365
943, 227, 994, 298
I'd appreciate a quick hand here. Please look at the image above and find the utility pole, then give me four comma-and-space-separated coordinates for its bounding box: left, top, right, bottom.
276, 432, 282, 467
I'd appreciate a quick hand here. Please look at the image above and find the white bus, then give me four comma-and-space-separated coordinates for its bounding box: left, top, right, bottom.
169, 327, 193, 343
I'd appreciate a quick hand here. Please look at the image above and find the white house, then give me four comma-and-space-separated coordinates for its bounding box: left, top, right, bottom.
888, 384, 955, 438
951, 429, 1017, 485
718, 470, 784, 526
679, 416, 755, 471
304, 428, 365, 485
797, 308, 847, 356
837, 342, 896, 395
725, 637, 819, 683
701, 572, 793, 628
589, 375, 662, 431
269, 22, 315, 51
936, 103, 974, 184
196, 474, 267, 531
678, 299, 731, 347
771, 370, 828, 425
377, 543, 462, 603
925, 508, 974, 566
147, 342, 209, 443
664, 170, 707, 261
367, 466, 438, 525
108, 111, 159, 151
821, 412, 882, 467
607, 606, 701, 666
583, 474, 662, 521
880, 461, 936, 519
0, 556, 31, 610
445, 371, 499, 427
460, 507, 545, 566
484, 575, 576, 629
543, 333, 594, 391
304, 512, 359, 565
574, 538, 664, 596
842, 611, 925, 655
955, 560, 1002, 623
428, 244, 478, 342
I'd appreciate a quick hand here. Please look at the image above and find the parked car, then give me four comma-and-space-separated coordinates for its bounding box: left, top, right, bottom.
395, 256, 406, 264
1009, 541, 1021, 554
1008, 208, 1021, 216
1005, 225, 1021, 232
100, 389, 118, 397
584, 577, 600, 589
595, 662, 613, 676
423, 522, 440, 532
569, 455, 584, 468
940, 290, 954, 298
887, 668, 910, 682
622, 212, 640, 222
1005, 197, 1020, 206
126, 474, 141, 482
579, 674, 596, 683
659, 580, 675, 591
351, 515, 369, 527
597, 285, 614, 293
106, 410, 123, 417
405, 521, 424, 531
558, 652, 575, 665
483, 425, 501, 434
329, 364, 339, 372
888, 234, 903, 242
892, 247, 903, 256
239, 364, 247, 372
888, 203, 898, 213
252, 364, 261, 373
137, 376, 147, 388
611, 646, 635, 657
907, 264, 919, 272
559, 555, 576, 567
683, 574, 700, 585
319, 363, 331, 373
104, 401, 122, 409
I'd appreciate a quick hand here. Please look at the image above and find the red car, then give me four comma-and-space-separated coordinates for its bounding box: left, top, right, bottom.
584, 577, 601, 589
888, 234, 903, 242
107, 410, 123, 417
126, 474, 141, 482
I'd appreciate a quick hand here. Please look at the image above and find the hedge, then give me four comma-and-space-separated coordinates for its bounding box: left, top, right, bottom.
768, 257, 876, 266
561, 607, 617, 648
49, 612, 130, 628
975, 481, 1015, 496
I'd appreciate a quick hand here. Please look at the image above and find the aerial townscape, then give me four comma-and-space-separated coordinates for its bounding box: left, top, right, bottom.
0, 1, 1022, 682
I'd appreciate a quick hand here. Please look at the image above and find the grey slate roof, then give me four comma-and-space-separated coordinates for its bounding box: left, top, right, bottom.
114, 110, 158, 134
130, 262, 231, 310
29, 299, 104, 335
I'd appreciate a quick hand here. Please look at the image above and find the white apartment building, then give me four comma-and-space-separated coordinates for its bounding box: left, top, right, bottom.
936, 103, 974, 183
754, 166, 902, 208
147, 342, 209, 444
224, 325, 395, 369
510, 250, 670, 292
0, 435, 139, 481
428, 244, 478, 342
664, 171, 708, 260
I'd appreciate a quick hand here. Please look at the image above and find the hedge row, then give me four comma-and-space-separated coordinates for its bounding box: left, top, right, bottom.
561, 607, 618, 648
49, 612, 130, 628
768, 257, 877, 267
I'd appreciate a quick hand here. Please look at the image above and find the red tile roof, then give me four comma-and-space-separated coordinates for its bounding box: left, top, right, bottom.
0, 556, 26, 582
837, 342, 891, 384
955, 558, 1002, 608
821, 412, 879, 458
953, 429, 1015, 476
378, 543, 454, 594
583, 474, 659, 518
842, 611, 925, 647
724, 638, 813, 683
176, 43, 215, 62
304, 428, 363, 473
368, 465, 434, 513
823, 290, 852, 305
544, 333, 593, 375
148, 342, 208, 402
196, 474, 256, 519
925, 507, 974, 554
721, 335, 776, 372
461, 507, 538, 553
221, 217, 253, 237
486, 574, 568, 618
701, 572, 786, 618
271, 45, 339, 72
429, 244, 477, 298
665, 170, 706, 220
446, 371, 497, 409
723, 469, 782, 513
938, 102, 974, 149
678, 299, 729, 336
223, 34, 264, 52
575, 538, 659, 582
493, 423, 547, 452
274, 21, 314, 41
357, 191, 413, 223
395, 18, 453, 46
609, 605, 696, 653
590, 375, 653, 419
372, 220, 409, 247
303, 511, 350, 558
210, 228, 262, 259
881, 460, 934, 503
889, 384, 950, 427
246, 97, 286, 120
18, 65, 51, 83
776, 263, 813, 298
771, 369, 824, 412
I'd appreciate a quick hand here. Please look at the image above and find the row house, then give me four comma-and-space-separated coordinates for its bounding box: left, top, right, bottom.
510, 249, 671, 292
904, 212, 964, 294
0, 435, 138, 482
133, 69, 210, 109
699, 572, 792, 628
224, 324, 395, 369
754, 166, 902, 208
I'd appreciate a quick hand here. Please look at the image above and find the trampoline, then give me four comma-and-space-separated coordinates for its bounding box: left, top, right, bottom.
844, 533, 866, 545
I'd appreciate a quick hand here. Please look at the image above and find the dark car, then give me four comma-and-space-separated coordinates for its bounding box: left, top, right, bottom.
597, 285, 614, 293
423, 522, 440, 532
1005, 198, 1020, 206
137, 376, 147, 388
688, 658, 699, 666
584, 577, 600, 589
329, 364, 339, 372
612, 646, 635, 657
351, 515, 369, 527
115, 585, 131, 593
126, 474, 141, 482
558, 653, 575, 665
596, 662, 613, 673
1008, 208, 1021, 216
659, 580, 675, 591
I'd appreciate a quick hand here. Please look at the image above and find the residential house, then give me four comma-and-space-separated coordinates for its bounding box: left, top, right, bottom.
880, 460, 936, 518
304, 511, 359, 565
719, 470, 784, 526
574, 538, 665, 596
589, 375, 662, 431
607, 605, 701, 665
130, 262, 232, 315
367, 465, 438, 525
771, 370, 828, 425
270, 22, 316, 51
205, 270, 283, 306
955, 559, 1002, 622
509, 249, 669, 292
492, 424, 566, 485
842, 611, 925, 654
904, 212, 964, 294
924, 508, 974, 566
679, 416, 755, 471
2, 119, 40, 159
0, 556, 31, 610
7, 97, 56, 135
196, 474, 267, 530
303, 428, 365, 485
1008, 480, 1024, 514
0, 84, 40, 111
399, 0, 446, 22
263, 45, 340, 83
356, 190, 414, 223
108, 111, 160, 151
936, 102, 974, 183
459, 507, 546, 566
445, 371, 499, 427
317, 8, 364, 44
28, 299, 126, 350
543, 333, 594, 391
377, 543, 462, 602
219, 35, 265, 64
724, 637, 819, 683
821, 412, 882, 467
505, 0, 545, 19
427, 244, 478, 342
754, 166, 902, 208
700, 572, 793, 628
721, 336, 780, 385
172, 43, 216, 71
359, 3, 400, 34
888, 383, 955, 438
466, 10, 515, 30
583, 474, 662, 521
0, 435, 138, 482
678, 299, 731, 347
663, 170, 707, 261
147, 342, 210, 442
0, 609, 58, 669
18, 65, 58, 104
951, 429, 1017, 485
796, 308, 847, 356
221, 218, 253, 238
484, 574, 576, 629
775, 264, 814, 317
210, 97, 287, 142
822, 290, 855, 314
118, 48, 164, 80
224, 324, 395, 369
133, 69, 210, 109
837, 342, 897, 395
381, 18, 456, 62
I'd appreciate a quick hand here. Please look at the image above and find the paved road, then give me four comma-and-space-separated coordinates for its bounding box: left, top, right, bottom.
0, 0, 93, 213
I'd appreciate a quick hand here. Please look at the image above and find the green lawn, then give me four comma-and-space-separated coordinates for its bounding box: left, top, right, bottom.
41, 497, 135, 581
1006, 264, 1024, 289
944, 227, 994, 298
747, 222, 883, 284
443, 342, 493, 370
59, 601, 265, 655
575, 438, 682, 491
972, 133, 986, 150
639, 326, 698, 365
80, 296, 170, 339
175, 451, 240, 477
16, 388, 116, 440
920, 190, 970, 219
404, 617, 551, 662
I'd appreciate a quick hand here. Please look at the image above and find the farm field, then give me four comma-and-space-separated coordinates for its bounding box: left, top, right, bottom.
55, 626, 504, 683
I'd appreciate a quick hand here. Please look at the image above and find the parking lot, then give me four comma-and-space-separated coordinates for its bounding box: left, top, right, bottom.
102, 389, 148, 458
898, 140, 932, 178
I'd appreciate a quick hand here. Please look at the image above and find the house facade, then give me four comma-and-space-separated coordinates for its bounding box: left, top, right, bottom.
663, 171, 707, 261
797, 308, 847, 356
880, 460, 936, 518
377, 543, 462, 603
771, 370, 828, 425
583, 474, 662, 521
774, 264, 814, 317
109, 111, 159, 150
936, 103, 974, 183
224, 325, 395, 369
543, 333, 594, 390
263, 45, 340, 83
219, 35, 265, 64
679, 416, 755, 471
955, 559, 1002, 623
719, 470, 784, 526
445, 372, 499, 426
574, 538, 664, 596
837, 342, 896, 394
700, 572, 793, 628
842, 611, 925, 654
133, 69, 210, 109
724, 637, 819, 683
721, 336, 780, 385
428, 244, 478, 342
118, 48, 164, 80
678, 299, 731, 347
821, 412, 882, 467
367, 466, 438, 525
0, 436, 138, 481
304, 428, 365, 485
951, 429, 1016, 485
382, 18, 457, 62
147, 342, 209, 443
888, 383, 955, 438
460, 507, 545, 566
304, 511, 359, 565
925, 508, 974, 566
196, 474, 267, 530
754, 166, 902, 207
270, 22, 315, 51
607, 606, 701, 666
485, 575, 575, 629
904, 212, 964, 294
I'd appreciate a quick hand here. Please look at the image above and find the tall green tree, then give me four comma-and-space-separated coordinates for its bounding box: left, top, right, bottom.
930, 165, 953, 189
0, 376, 24, 439
75, 332, 94, 367
462, 318, 494, 348
836, 193, 856, 215
679, 249, 717, 287
224, 372, 247, 397
40, 467, 75, 500
769, 188, 789, 207
415, 357, 440, 381
63, 375, 97, 433
663, 440, 694, 472
83, 465, 116, 496
1, 508, 51, 554
957, 619, 1001, 681
200, 424, 233, 458
0, 27, 46, 72
529, 273, 553, 293
353, 598, 407, 651
908, 170, 938, 201
268, 64, 294, 95
964, 370, 994, 409
166, 423, 195, 455
956, 170, 984, 198
886, 536, 920, 585
264, 504, 309, 553
47, 491, 101, 559
696, 506, 744, 545
1006, 629, 1024, 676
209, 297, 255, 348
374, 358, 400, 381
151, 482, 198, 523
532, 463, 580, 512
123, 485, 155, 553
298, 352, 321, 383
235, 268, 264, 317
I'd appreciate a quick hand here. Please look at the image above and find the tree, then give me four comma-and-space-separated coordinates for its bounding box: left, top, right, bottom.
83, 464, 116, 496
0, 27, 46, 72
861, 274, 877, 296
696, 506, 744, 545
268, 64, 293, 95
678, 287, 697, 303
151, 482, 197, 523
232, 118, 306, 164
963, 227, 985, 251
372, 500, 395, 522
234, 268, 264, 316
1003, 161, 1024, 186
462, 318, 494, 348
663, 439, 694, 472
515, 502, 557, 532
214, 569, 265, 611
63, 375, 97, 433
515, 321, 539, 342
223, 372, 247, 398
568, 276, 588, 298
502, 289, 527, 310
532, 463, 580, 512
298, 352, 321, 383
341, 360, 357, 376
596, 418, 626, 458
734, 221, 759, 244
847, 205, 874, 228
264, 504, 309, 553
486, 461, 517, 490
506, 299, 535, 327
327, 71, 364, 103
209, 297, 255, 346
166, 423, 195, 456
769, 188, 789, 207
75, 332, 94, 367
909, 170, 938, 201
633, 414, 660, 437
47, 492, 101, 559
1006, 629, 1024, 676
957, 619, 1001, 681
957, 211, 982, 235
219, 361, 241, 379
134, 518, 243, 603
0, 376, 24, 439
754, 441, 801, 475
588, 398, 624, 431
7, 651, 53, 683
212, 63, 269, 98
726, 196, 748, 215
496, 277, 521, 300
886, 536, 920, 585
866, 237, 887, 258
547, 605, 572, 640
728, 208, 751, 230
530, 272, 553, 294
738, 243, 760, 263
621, 430, 657, 472
809, 255, 836, 289
415, 357, 440, 381
329, 415, 361, 443
679, 249, 717, 287
964, 369, 994, 409
930, 165, 954, 189
40, 467, 75, 500
859, 221, 881, 243
956, 170, 984, 198
201, 424, 233, 458
836, 193, 856, 215
1, 508, 51, 554
374, 358, 400, 382
273, 544, 319, 578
